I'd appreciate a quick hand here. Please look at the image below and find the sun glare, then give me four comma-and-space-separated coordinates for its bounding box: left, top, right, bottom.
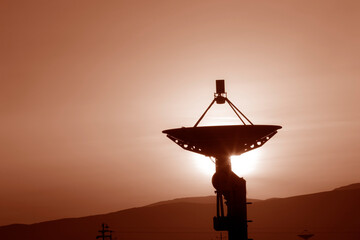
194, 154, 215, 176
194, 149, 261, 176
231, 149, 260, 177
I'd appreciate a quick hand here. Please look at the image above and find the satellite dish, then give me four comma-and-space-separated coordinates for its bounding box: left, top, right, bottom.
163, 125, 281, 157
162, 80, 282, 240
163, 80, 281, 157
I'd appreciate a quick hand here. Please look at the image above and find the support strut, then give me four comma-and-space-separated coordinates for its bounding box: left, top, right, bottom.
193, 96, 253, 127
212, 156, 249, 240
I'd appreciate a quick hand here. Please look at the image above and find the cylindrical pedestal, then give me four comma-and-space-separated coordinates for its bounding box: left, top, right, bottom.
212, 156, 248, 240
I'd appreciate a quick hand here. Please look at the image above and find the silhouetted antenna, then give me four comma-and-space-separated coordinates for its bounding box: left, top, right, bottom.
96, 223, 113, 240
298, 230, 314, 240
163, 80, 282, 240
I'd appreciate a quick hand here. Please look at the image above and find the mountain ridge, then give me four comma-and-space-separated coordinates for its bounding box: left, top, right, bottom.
1, 183, 359, 240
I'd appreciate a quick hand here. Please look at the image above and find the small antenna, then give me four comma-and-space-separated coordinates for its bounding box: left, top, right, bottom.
96, 223, 113, 240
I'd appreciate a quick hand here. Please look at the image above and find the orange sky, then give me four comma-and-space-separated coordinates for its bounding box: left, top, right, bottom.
1, 0, 359, 226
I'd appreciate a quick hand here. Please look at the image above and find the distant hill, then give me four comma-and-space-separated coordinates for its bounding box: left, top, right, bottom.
146, 195, 216, 207
333, 183, 360, 191
0, 184, 359, 240
147, 196, 262, 207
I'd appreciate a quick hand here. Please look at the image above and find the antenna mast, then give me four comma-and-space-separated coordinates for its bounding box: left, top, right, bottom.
96, 223, 113, 240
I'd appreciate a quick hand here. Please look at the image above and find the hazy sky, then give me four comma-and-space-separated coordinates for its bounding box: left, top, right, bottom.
1, 0, 359, 226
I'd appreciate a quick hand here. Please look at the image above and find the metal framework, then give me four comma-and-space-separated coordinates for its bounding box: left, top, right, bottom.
96, 223, 113, 240
194, 81, 253, 127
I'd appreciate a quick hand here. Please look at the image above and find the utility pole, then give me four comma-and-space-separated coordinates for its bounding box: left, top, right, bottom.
96, 223, 113, 240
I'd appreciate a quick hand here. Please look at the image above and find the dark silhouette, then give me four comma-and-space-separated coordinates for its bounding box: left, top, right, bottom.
298, 230, 314, 240
96, 223, 113, 240
0, 184, 360, 240
1, 184, 359, 240
163, 80, 281, 240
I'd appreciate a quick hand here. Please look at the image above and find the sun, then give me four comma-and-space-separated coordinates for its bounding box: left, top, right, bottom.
193, 149, 261, 176
231, 149, 260, 176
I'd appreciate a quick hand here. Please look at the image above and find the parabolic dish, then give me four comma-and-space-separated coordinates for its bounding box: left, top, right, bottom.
163, 125, 282, 157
